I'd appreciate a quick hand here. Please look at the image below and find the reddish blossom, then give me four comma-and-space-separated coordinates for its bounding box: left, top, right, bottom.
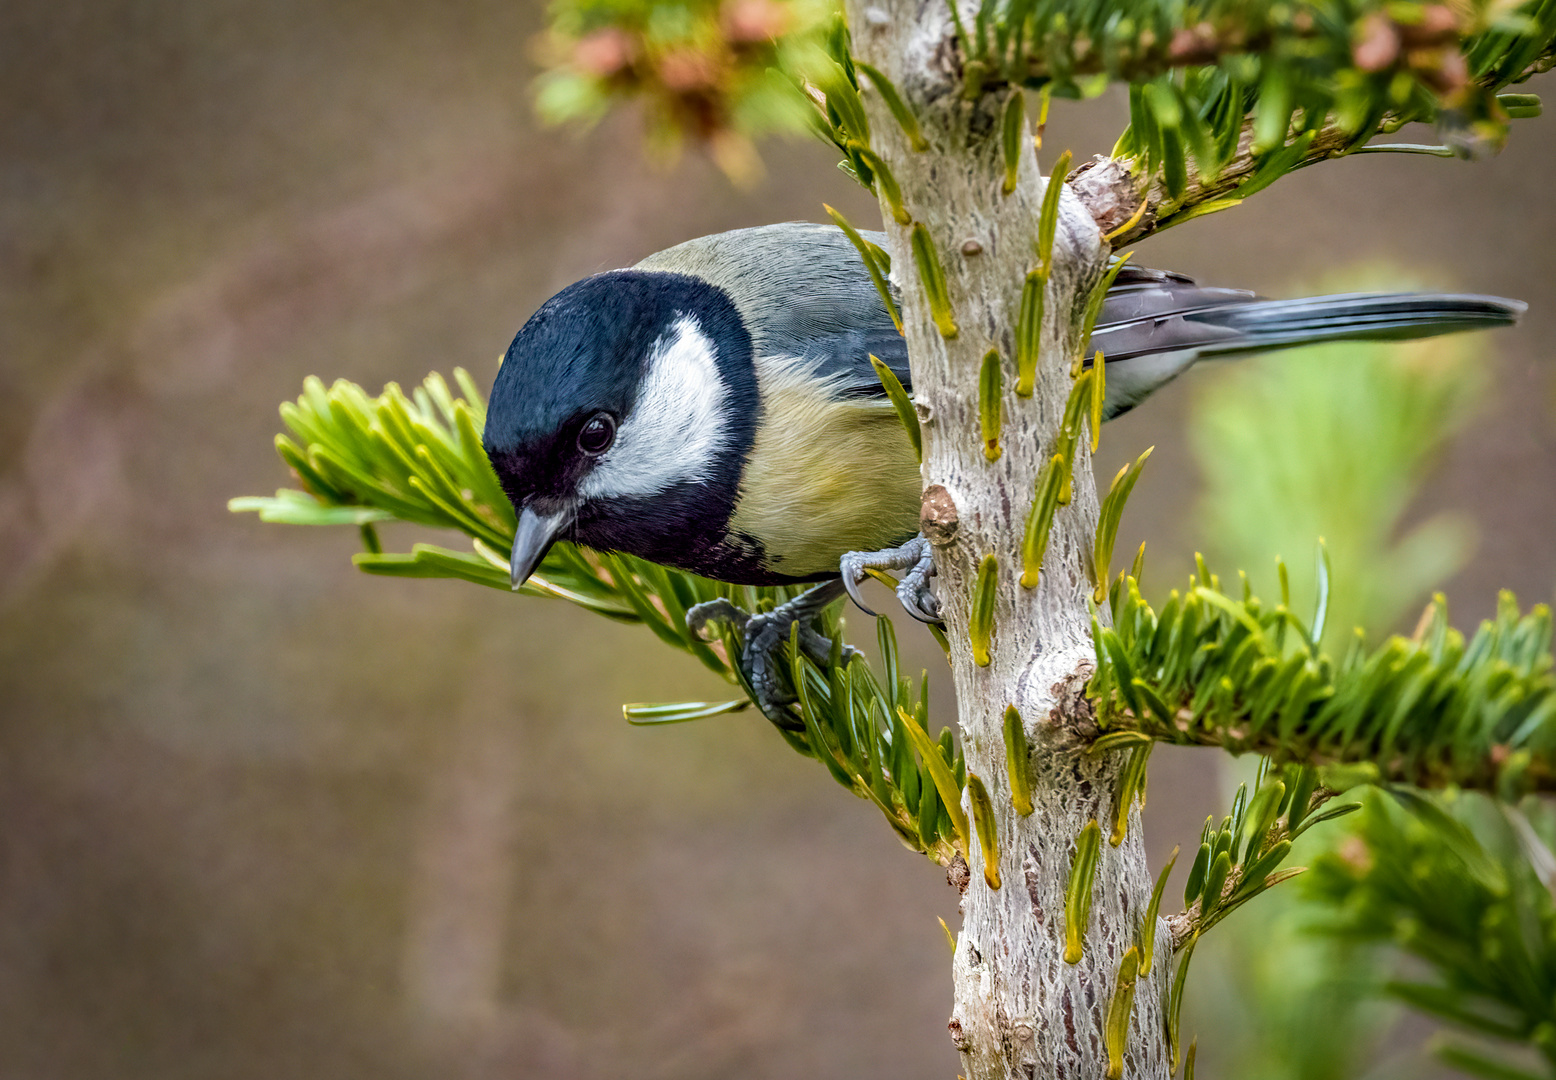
722, 0, 790, 43
657, 48, 720, 92
573, 28, 636, 77
1352, 12, 1401, 72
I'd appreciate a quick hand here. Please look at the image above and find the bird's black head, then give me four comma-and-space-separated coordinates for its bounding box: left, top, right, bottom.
483, 270, 761, 586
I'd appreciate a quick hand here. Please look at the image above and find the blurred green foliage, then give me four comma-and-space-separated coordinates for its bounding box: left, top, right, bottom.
1182, 863, 1392, 1080
1173, 319, 1549, 1080
1192, 330, 1487, 653
1310, 789, 1556, 1080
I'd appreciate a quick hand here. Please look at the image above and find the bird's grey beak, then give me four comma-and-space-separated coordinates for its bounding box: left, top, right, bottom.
510, 505, 572, 590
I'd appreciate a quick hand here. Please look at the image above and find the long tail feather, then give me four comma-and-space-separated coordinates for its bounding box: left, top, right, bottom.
1195, 293, 1525, 356
1093, 280, 1525, 421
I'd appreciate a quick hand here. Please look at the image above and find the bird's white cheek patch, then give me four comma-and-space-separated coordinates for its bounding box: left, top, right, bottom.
579, 316, 731, 500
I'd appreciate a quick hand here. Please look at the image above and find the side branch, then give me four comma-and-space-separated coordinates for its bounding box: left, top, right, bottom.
1069, 51, 1554, 245
1068, 123, 1355, 245
1163, 782, 1340, 952
1089, 571, 1556, 798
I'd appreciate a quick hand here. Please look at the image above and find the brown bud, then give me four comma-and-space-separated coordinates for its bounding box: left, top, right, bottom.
946, 851, 971, 893
1167, 22, 1218, 64
1409, 46, 1468, 93
921, 485, 960, 547
961, 239, 983, 256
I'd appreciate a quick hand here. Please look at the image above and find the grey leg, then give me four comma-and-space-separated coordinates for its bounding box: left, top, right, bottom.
839, 534, 941, 624
687, 578, 854, 729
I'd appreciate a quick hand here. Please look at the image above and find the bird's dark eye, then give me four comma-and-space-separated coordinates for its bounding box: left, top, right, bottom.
577, 413, 616, 456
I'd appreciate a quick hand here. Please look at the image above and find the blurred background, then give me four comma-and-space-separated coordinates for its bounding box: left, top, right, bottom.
1, 1, 1553, 1077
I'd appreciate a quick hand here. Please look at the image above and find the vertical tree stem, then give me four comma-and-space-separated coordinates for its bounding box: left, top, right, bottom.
843, 3, 1172, 1075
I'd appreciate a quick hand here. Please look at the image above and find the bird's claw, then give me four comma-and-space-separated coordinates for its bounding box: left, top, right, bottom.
839, 535, 941, 625
687, 597, 748, 640
686, 581, 854, 731
840, 567, 881, 618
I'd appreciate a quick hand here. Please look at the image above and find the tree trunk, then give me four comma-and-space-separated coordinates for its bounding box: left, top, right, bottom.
841, 4, 1173, 1077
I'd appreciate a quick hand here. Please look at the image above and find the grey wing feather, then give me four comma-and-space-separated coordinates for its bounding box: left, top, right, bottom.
638, 229, 1524, 420
635, 222, 909, 396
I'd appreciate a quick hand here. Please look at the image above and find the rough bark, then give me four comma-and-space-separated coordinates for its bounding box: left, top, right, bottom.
842, 4, 1172, 1078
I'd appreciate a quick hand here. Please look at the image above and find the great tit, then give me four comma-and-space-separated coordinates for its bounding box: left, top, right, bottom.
482, 221, 1521, 719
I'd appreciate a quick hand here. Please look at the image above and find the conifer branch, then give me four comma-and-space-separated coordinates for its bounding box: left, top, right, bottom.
1090, 565, 1556, 796
231, 372, 969, 864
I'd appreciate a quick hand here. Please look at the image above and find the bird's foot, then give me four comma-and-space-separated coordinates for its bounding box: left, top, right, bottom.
840, 535, 941, 624
687, 579, 855, 730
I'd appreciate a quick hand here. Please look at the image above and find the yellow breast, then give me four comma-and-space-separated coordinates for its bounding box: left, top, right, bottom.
727, 358, 922, 579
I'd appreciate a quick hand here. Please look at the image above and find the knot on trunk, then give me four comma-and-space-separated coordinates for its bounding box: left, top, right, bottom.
921, 484, 960, 547
1067, 156, 1152, 244
1045, 660, 1099, 742
946, 850, 971, 893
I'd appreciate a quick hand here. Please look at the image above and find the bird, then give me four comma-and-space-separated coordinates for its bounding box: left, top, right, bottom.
482, 221, 1523, 724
